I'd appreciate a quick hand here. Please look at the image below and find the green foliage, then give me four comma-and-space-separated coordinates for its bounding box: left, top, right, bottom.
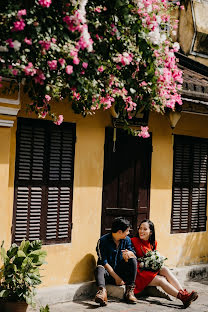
0, 0, 182, 133
40, 304, 50, 312
0, 240, 47, 306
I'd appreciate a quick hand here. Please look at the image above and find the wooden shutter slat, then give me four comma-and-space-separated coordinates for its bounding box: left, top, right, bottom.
13, 118, 75, 244
14, 186, 29, 241
172, 135, 208, 233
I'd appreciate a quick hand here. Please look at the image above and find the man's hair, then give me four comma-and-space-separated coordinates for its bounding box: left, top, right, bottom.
111, 217, 130, 233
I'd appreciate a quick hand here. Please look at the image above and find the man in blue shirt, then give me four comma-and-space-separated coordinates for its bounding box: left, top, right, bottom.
95, 217, 137, 306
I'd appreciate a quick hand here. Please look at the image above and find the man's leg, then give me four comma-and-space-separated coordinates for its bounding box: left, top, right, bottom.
94, 265, 108, 306
116, 258, 137, 304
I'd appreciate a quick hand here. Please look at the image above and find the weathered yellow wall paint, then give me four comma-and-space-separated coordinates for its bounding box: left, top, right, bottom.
149, 111, 208, 267
2, 89, 208, 286
0, 127, 13, 251
7, 100, 112, 286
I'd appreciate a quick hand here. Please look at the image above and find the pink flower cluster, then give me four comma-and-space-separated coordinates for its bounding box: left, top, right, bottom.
24, 62, 36, 76
54, 115, 64, 125
39, 40, 51, 50
63, 10, 93, 52
155, 46, 183, 109
139, 126, 150, 138
113, 52, 133, 66
38, 0, 52, 8
12, 19, 26, 32
34, 70, 46, 85
48, 60, 57, 71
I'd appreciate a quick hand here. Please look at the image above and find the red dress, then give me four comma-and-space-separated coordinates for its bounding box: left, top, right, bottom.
131, 237, 159, 294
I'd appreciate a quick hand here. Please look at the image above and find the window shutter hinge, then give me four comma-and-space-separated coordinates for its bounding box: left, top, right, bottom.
75, 136, 77, 143
152, 146, 153, 152
71, 223, 73, 229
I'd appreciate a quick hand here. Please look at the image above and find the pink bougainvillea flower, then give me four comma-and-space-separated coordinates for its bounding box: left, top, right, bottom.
140, 81, 148, 87
34, 70, 46, 85
54, 115, 64, 125
24, 37, 32, 45
12, 69, 18, 76
17, 9, 27, 18
82, 62, 88, 69
47, 60, 57, 70
39, 40, 51, 50
41, 111, 48, 118
138, 126, 150, 138
58, 58, 66, 67
73, 57, 80, 65
45, 95, 51, 102
66, 65, 73, 75
70, 50, 78, 57
98, 65, 104, 72
24, 62, 36, 76
38, 0, 52, 8
12, 19, 26, 31
94, 7, 101, 13
6, 39, 14, 48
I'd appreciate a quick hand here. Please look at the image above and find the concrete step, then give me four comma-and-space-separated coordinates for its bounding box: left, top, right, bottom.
29, 263, 208, 310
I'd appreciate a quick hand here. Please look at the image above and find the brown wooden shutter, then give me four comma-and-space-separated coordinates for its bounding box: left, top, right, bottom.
171, 135, 208, 233
45, 126, 75, 244
12, 118, 75, 244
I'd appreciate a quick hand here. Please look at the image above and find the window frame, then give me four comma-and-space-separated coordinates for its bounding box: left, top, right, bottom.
171, 134, 208, 234
12, 117, 76, 245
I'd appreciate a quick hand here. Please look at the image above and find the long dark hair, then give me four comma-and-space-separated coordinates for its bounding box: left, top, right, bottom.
137, 219, 156, 250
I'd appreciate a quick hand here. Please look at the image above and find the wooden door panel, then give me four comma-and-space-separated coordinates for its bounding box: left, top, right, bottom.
101, 127, 152, 236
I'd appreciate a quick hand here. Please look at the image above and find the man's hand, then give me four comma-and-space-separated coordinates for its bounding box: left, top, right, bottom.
122, 249, 136, 262
114, 274, 125, 286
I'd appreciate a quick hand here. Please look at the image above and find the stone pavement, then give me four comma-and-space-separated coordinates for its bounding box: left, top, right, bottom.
28, 265, 208, 312
30, 279, 208, 312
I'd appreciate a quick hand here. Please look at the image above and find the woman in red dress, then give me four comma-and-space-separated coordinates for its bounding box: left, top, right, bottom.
131, 219, 198, 308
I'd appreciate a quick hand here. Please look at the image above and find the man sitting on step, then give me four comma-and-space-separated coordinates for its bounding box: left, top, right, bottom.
94, 217, 137, 306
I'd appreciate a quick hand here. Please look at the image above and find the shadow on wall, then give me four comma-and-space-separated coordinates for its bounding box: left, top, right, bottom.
176, 231, 208, 266
68, 254, 96, 284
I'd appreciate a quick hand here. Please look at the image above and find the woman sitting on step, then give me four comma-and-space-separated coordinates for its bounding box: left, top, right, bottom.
129, 219, 198, 309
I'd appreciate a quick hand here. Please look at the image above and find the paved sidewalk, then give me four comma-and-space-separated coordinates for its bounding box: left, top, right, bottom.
34, 279, 208, 312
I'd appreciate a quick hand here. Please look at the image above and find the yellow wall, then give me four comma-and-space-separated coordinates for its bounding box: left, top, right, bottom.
149, 111, 208, 267
4, 98, 112, 287
1, 91, 208, 286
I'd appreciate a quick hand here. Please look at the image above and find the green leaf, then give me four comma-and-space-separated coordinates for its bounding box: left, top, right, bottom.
0, 289, 10, 297
1, 243, 9, 264
17, 250, 26, 258
40, 305, 50, 312
7, 244, 18, 259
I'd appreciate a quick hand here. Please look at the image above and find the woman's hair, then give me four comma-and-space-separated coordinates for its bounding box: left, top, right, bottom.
137, 219, 156, 250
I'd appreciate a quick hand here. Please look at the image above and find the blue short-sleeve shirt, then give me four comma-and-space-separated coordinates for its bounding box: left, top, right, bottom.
96, 233, 135, 270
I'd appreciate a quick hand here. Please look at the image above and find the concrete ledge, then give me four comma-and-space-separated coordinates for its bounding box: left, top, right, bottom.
34, 281, 97, 307
31, 264, 208, 309
170, 264, 208, 284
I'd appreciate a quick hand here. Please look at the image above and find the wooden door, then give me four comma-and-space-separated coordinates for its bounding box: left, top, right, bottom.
101, 127, 152, 236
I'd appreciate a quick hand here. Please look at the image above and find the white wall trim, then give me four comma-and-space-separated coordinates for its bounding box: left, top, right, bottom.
0, 119, 15, 127
0, 92, 20, 105
0, 106, 19, 116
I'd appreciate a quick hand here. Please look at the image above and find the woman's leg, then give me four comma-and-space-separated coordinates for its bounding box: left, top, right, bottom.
159, 267, 183, 291
148, 275, 178, 297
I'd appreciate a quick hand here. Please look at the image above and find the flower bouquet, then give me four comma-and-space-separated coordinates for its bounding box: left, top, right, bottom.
138, 250, 167, 271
